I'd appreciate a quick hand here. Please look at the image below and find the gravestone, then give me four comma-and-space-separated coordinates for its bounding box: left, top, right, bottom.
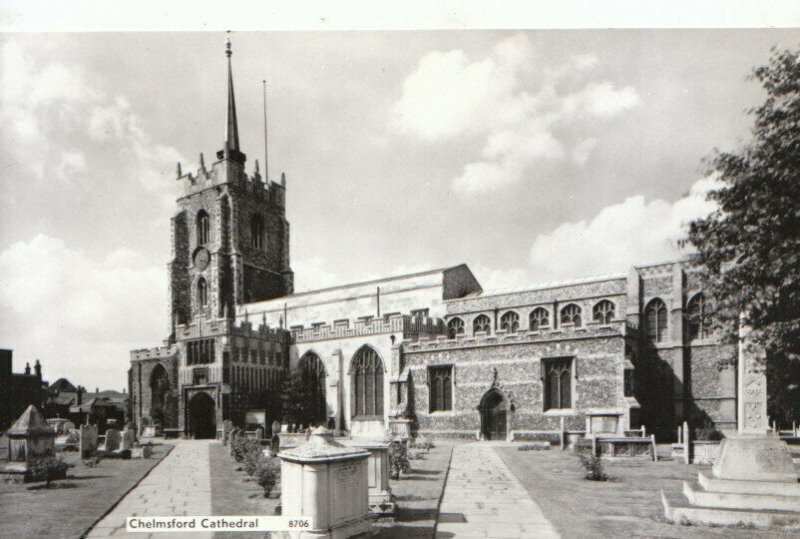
105, 428, 121, 452
79, 424, 98, 458
271, 420, 281, 437
120, 428, 136, 451
222, 420, 234, 445
278, 427, 370, 538
1, 405, 57, 482
255, 427, 264, 440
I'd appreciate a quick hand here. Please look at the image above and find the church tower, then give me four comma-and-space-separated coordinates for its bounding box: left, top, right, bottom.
168, 38, 293, 334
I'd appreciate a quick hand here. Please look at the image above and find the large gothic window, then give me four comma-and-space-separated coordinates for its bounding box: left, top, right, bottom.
645, 298, 668, 342
447, 317, 465, 339
499, 311, 519, 333
687, 293, 709, 342
250, 215, 265, 250
197, 277, 208, 307
473, 314, 492, 335
560, 304, 582, 327
543, 358, 572, 410
196, 210, 210, 245
429, 366, 453, 412
300, 352, 327, 423
529, 307, 550, 330
592, 300, 615, 325
351, 346, 384, 418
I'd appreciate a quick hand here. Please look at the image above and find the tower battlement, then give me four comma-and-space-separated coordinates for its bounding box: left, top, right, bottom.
176, 155, 286, 208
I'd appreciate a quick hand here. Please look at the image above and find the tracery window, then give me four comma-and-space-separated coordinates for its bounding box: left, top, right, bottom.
429, 366, 453, 412
592, 300, 615, 325
447, 317, 465, 339
560, 304, 582, 327
473, 314, 492, 335
499, 311, 520, 333
351, 346, 384, 417
645, 298, 668, 343
197, 277, 208, 307
300, 352, 327, 422
196, 210, 210, 245
529, 307, 550, 330
543, 358, 572, 410
250, 215, 265, 250
687, 293, 709, 341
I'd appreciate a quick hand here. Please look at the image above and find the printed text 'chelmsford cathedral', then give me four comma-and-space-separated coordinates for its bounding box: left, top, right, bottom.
129, 42, 736, 443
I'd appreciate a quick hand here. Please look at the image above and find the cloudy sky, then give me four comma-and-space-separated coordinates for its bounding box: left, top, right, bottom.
1, 29, 798, 390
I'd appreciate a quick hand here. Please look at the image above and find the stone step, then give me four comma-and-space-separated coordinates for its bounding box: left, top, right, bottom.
698, 471, 800, 496
684, 481, 800, 512
662, 490, 800, 529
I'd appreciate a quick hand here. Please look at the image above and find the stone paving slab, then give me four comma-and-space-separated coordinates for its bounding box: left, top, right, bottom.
87, 440, 214, 538
435, 442, 560, 539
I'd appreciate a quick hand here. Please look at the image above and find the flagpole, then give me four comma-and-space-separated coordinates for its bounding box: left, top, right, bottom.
262, 80, 269, 181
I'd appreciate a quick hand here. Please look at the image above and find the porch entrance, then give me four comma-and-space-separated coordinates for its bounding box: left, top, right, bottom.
479, 389, 508, 441
188, 392, 216, 439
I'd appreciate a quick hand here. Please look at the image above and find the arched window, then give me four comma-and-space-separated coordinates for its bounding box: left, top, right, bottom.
687, 293, 709, 342
645, 298, 668, 342
560, 304, 582, 327
351, 346, 384, 417
447, 317, 465, 339
429, 366, 453, 412
300, 352, 327, 423
196, 210, 210, 245
529, 307, 550, 331
197, 277, 208, 307
544, 358, 572, 410
473, 314, 492, 335
592, 300, 615, 325
250, 215, 265, 250
499, 311, 519, 332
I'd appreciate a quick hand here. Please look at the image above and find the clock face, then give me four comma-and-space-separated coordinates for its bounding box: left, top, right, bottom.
194, 248, 210, 271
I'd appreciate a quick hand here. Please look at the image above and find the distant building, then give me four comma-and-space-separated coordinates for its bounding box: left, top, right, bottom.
129, 41, 736, 442
0, 350, 47, 430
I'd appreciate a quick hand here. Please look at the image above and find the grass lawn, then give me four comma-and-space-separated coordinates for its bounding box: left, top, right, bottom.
496, 446, 798, 538
209, 441, 279, 539
374, 440, 458, 538
0, 443, 172, 538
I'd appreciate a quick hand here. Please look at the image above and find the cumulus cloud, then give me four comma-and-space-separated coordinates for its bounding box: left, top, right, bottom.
0, 234, 165, 389
391, 34, 641, 194
527, 176, 720, 282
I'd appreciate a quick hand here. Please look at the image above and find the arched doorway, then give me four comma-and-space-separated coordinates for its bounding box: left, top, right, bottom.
188, 392, 216, 439
300, 352, 327, 425
479, 389, 508, 441
149, 364, 170, 427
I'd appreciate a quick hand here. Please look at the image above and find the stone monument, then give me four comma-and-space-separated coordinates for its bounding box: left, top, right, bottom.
105, 428, 121, 452
341, 438, 394, 515
79, 424, 98, 458
278, 427, 370, 538
0, 405, 57, 482
663, 327, 800, 527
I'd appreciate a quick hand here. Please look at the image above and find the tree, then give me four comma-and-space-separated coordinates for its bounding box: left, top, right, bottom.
279, 370, 320, 428
683, 48, 800, 369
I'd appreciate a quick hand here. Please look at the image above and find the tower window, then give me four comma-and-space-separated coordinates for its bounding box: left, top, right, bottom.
197, 277, 208, 307
499, 311, 519, 333
473, 314, 492, 335
592, 300, 615, 325
428, 366, 453, 412
197, 210, 210, 245
645, 298, 668, 343
447, 317, 465, 339
250, 215, 265, 250
529, 307, 549, 330
560, 304, 582, 327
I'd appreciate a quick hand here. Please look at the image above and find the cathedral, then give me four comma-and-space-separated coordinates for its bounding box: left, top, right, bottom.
129, 41, 736, 443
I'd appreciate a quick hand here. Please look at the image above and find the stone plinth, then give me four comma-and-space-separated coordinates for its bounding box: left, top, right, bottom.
712, 435, 797, 482
350, 418, 385, 439
278, 427, 370, 539
341, 438, 393, 515
388, 418, 412, 440
1, 405, 57, 482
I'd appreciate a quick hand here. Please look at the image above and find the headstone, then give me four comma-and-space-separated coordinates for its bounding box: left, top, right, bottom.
222, 420, 234, 445
278, 427, 370, 538
271, 420, 281, 437
120, 428, 136, 451
255, 427, 264, 440
105, 428, 121, 452
0, 405, 57, 482
79, 424, 98, 458
132, 446, 152, 459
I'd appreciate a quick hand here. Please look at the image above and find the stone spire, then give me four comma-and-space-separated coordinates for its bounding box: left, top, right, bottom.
225, 37, 240, 152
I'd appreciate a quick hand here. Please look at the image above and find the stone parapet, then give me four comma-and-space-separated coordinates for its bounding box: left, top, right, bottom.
291, 315, 445, 344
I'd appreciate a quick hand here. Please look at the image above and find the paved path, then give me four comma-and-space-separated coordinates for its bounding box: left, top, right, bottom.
435, 442, 560, 539
87, 440, 214, 538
